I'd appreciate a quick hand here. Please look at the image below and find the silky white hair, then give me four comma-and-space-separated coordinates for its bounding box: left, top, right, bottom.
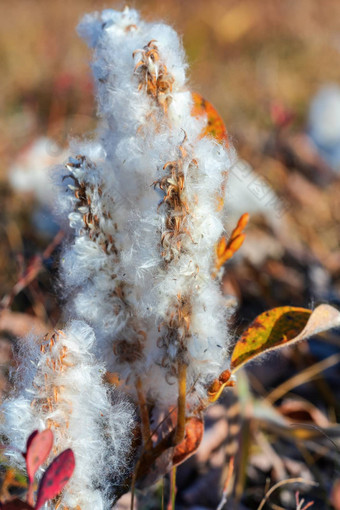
2, 322, 134, 509
56, 7, 236, 411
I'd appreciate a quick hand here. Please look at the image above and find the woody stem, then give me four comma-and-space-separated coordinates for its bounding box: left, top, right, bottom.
136, 377, 152, 450
174, 362, 187, 445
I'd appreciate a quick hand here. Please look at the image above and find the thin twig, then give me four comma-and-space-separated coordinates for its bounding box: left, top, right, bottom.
295, 491, 315, 510
167, 466, 177, 510
161, 477, 164, 510
216, 456, 234, 510
1, 230, 64, 310
290, 423, 340, 454
257, 478, 318, 510
146, 406, 177, 445
130, 460, 139, 510
256, 431, 287, 481
265, 353, 340, 404
174, 363, 187, 445
136, 377, 152, 450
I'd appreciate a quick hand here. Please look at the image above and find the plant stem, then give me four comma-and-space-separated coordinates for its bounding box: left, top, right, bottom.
174, 362, 187, 445
136, 377, 152, 450
167, 466, 177, 510
27, 482, 34, 506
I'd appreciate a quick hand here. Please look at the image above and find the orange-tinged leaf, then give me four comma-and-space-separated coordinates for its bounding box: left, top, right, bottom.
207, 369, 234, 403
231, 304, 340, 372
232, 213, 250, 238
228, 233, 245, 254
191, 93, 229, 213
35, 449, 75, 510
213, 213, 249, 277
217, 236, 227, 258
24, 429, 53, 483
192, 92, 228, 145
208, 379, 235, 403
173, 417, 204, 466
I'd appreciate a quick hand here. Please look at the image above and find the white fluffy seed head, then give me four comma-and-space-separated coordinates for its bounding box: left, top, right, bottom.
1, 322, 135, 509
54, 7, 237, 413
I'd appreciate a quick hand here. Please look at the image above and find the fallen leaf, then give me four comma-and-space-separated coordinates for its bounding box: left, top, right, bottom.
24, 429, 53, 484
173, 417, 204, 466
35, 449, 75, 510
231, 304, 340, 372
277, 399, 330, 428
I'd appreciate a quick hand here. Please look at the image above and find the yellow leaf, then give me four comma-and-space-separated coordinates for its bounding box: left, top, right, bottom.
231, 304, 340, 372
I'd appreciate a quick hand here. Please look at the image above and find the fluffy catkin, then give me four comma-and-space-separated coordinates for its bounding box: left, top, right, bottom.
1, 322, 134, 509
56, 7, 236, 413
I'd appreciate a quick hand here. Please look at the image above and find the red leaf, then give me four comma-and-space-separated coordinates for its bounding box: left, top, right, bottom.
35, 449, 75, 510
0, 499, 34, 510
24, 431, 38, 457
25, 429, 53, 483
173, 417, 204, 466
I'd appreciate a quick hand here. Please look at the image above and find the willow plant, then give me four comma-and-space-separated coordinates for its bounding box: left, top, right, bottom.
2, 7, 340, 510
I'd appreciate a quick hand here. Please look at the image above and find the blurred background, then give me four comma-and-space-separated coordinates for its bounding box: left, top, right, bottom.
1, 1, 340, 509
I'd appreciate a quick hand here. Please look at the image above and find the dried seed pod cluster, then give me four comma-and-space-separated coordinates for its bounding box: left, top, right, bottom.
134, 39, 175, 112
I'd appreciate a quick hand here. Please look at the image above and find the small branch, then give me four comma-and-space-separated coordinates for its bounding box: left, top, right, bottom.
130, 467, 137, 510
174, 363, 187, 445
257, 478, 318, 510
134, 364, 187, 482
1, 230, 64, 310
216, 456, 234, 510
135, 429, 175, 481
136, 377, 152, 450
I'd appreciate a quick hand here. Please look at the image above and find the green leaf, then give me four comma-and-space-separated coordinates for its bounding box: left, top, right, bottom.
231, 304, 340, 372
